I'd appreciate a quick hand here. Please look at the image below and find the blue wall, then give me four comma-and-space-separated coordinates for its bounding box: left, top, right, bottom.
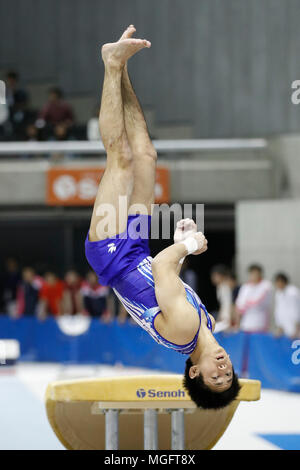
0, 317, 299, 392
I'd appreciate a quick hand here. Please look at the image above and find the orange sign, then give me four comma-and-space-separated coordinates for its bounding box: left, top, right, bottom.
46, 166, 170, 206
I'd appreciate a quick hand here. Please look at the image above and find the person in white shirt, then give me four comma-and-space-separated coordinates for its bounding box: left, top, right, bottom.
210, 265, 233, 332
235, 264, 273, 333
273, 273, 300, 339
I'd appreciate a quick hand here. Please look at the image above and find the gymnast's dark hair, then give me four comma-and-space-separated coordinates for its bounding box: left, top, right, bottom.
183, 358, 241, 410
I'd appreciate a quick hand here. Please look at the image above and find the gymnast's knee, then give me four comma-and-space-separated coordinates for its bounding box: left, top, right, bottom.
134, 144, 157, 161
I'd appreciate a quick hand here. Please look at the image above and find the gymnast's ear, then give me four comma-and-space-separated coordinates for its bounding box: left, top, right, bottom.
189, 364, 200, 379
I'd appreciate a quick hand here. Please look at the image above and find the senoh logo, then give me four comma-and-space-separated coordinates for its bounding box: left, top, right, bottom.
136, 388, 185, 398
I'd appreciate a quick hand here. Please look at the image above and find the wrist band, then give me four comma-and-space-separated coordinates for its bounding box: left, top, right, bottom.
181, 237, 198, 255
178, 237, 199, 265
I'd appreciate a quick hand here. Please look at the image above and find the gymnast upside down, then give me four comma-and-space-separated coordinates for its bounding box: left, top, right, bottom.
85, 25, 240, 409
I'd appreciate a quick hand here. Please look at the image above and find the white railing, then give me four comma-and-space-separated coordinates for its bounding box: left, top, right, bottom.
0, 138, 267, 155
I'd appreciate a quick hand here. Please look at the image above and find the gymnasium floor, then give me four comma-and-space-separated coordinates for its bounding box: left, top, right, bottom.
0, 363, 299, 450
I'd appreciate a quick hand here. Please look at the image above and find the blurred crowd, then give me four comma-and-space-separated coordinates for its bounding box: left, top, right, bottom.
0, 258, 128, 323
210, 264, 300, 339
0, 71, 95, 144
1, 257, 299, 339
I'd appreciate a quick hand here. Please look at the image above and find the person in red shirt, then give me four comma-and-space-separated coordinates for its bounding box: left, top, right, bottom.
39, 272, 64, 318
37, 87, 74, 139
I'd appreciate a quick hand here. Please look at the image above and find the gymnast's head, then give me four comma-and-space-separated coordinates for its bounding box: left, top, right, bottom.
183, 350, 241, 409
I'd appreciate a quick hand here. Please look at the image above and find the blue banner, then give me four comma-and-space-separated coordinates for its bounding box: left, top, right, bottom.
247, 333, 300, 393
0, 317, 299, 392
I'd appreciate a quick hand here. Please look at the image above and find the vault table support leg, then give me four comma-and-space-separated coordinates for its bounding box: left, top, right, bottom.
171, 409, 185, 450
144, 409, 158, 450
105, 409, 119, 450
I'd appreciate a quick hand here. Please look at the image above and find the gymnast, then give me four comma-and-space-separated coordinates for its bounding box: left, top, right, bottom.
85, 25, 240, 409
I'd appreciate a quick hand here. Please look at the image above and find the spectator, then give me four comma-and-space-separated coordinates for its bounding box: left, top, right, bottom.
117, 302, 129, 323
273, 273, 300, 338
180, 258, 197, 292
61, 270, 84, 316
4, 71, 37, 141
16, 267, 43, 317
5, 71, 28, 116
11, 95, 37, 141
227, 272, 241, 330
39, 272, 64, 318
25, 123, 40, 142
210, 264, 233, 331
48, 122, 76, 160
52, 123, 73, 141
81, 271, 110, 318
235, 264, 273, 333
37, 87, 74, 137
2, 258, 21, 317
106, 288, 128, 323
228, 272, 241, 303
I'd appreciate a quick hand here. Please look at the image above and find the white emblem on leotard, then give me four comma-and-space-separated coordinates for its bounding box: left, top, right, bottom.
108, 243, 117, 254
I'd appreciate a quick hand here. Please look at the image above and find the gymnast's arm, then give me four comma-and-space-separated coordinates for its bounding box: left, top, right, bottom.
151, 234, 207, 337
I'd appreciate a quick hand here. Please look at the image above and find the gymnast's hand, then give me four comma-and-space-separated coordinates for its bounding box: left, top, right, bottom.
173, 218, 197, 244
190, 231, 208, 255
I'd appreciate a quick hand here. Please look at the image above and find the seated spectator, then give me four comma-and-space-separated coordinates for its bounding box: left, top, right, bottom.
37, 87, 74, 138
52, 123, 73, 141
273, 273, 300, 339
16, 267, 43, 317
48, 122, 76, 160
2, 257, 21, 317
235, 264, 273, 333
210, 264, 233, 331
9, 93, 37, 141
25, 123, 40, 142
61, 270, 83, 316
81, 271, 109, 318
39, 272, 64, 318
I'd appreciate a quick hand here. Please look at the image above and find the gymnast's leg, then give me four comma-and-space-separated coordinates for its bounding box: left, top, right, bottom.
89, 34, 151, 242
120, 25, 157, 215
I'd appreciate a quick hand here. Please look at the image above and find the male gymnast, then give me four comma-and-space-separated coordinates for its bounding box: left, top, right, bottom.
85, 26, 240, 409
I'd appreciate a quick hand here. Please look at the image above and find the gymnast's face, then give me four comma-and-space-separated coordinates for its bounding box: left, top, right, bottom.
190, 349, 233, 392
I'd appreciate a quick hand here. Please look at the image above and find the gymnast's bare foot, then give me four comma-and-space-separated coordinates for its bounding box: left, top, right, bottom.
102, 31, 151, 69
